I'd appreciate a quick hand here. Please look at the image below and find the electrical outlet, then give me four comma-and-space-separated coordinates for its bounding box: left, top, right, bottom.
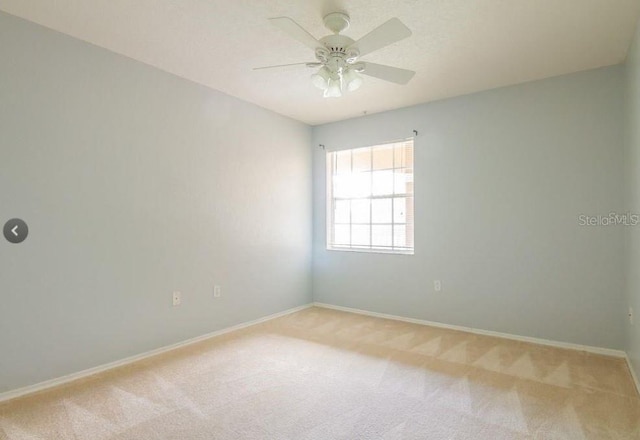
434, 280, 442, 292
172, 291, 181, 306
630, 307, 634, 325
213, 285, 222, 298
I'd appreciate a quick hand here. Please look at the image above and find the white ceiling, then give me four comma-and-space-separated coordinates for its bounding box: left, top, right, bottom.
1, 0, 639, 125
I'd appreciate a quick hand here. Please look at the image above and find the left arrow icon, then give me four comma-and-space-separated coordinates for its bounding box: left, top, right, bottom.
4, 219, 28, 243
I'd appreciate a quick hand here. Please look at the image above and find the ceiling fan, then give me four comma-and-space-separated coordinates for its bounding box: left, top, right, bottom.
254, 12, 415, 98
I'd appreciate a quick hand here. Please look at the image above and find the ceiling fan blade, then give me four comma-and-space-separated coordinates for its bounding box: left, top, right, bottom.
269, 17, 322, 50
253, 62, 322, 71
348, 18, 411, 57
359, 62, 415, 85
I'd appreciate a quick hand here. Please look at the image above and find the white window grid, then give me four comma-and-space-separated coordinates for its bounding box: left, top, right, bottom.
326, 139, 414, 254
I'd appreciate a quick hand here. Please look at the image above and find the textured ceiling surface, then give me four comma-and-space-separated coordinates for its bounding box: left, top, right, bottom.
1, 0, 639, 125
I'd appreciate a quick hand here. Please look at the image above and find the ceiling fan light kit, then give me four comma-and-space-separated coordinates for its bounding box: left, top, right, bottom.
325, 78, 343, 98
310, 66, 331, 90
342, 68, 363, 92
255, 12, 416, 98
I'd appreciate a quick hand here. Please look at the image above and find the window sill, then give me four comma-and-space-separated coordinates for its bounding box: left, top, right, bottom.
326, 246, 414, 256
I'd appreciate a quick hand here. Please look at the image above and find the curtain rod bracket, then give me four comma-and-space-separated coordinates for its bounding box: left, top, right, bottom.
413, 130, 418, 136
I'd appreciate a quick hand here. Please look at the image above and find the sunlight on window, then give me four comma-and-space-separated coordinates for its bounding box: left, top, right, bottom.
326, 139, 414, 254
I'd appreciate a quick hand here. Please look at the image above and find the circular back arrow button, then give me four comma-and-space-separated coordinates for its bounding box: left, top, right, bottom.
3, 218, 28, 244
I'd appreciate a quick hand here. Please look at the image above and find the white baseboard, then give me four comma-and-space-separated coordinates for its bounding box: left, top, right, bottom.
0, 303, 313, 404
313, 302, 627, 358
626, 355, 640, 396
3, 302, 633, 404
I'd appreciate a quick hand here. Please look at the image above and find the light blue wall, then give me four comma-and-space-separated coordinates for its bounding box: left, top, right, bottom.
313, 66, 626, 350
1, 8, 634, 394
0, 12, 312, 392
624, 20, 640, 383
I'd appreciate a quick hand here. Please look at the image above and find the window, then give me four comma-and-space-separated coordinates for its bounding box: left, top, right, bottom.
326, 139, 414, 254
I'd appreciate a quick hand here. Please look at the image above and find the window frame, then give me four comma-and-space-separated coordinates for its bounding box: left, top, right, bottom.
326, 138, 414, 255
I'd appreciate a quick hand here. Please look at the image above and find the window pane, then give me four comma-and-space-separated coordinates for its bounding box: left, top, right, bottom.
351, 199, 370, 224
373, 145, 394, 170
404, 196, 414, 226
335, 150, 351, 175
351, 172, 371, 198
406, 145, 414, 169
394, 144, 405, 168
395, 169, 414, 195
334, 225, 350, 245
394, 225, 407, 247
333, 175, 349, 198
352, 147, 371, 172
327, 139, 414, 254
393, 198, 407, 223
334, 173, 371, 199
394, 170, 408, 194
372, 198, 392, 224
334, 200, 350, 223
352, 225, 370, 246
394, 143, 413, 168
372, 225, 392, 247
372, 170, 394, 196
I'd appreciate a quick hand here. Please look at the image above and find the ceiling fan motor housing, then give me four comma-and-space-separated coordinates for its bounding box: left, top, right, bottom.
319, 35, 355, 55
317, 34, 358, 67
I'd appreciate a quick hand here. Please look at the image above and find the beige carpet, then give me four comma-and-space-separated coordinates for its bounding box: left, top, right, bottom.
0, 307, 638, 440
